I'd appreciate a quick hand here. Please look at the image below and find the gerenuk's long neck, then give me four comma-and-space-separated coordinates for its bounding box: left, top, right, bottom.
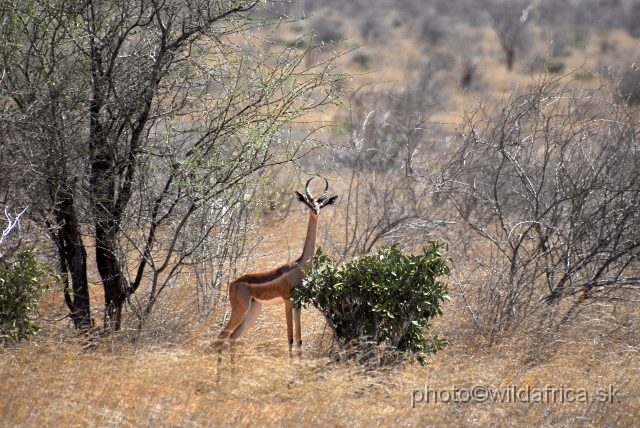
297, 212, 319, 268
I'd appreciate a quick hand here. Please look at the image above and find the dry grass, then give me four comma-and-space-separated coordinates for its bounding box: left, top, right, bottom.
1, 308, 638, 427
1, 208, 639, 427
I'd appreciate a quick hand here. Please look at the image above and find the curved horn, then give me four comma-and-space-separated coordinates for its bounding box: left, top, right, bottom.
320, 178, 329, 200
305, 177, 314, 200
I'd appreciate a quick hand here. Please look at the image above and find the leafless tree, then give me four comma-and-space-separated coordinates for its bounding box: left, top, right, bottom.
488, 0, 532, 71
435, 74, 640, 339
0, 0, 343, 332
323, 84, 444, 261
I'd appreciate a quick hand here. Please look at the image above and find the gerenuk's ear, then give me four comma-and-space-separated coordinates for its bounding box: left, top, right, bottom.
321, 195, 338, 207
294, 191, 306, 203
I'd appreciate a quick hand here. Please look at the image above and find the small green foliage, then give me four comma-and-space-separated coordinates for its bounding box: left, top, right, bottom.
352, 53, 373, 70
292, 243, 450, 366
0, 250, 51, 343
573, 71, 595, 81
546, 60, 565, 73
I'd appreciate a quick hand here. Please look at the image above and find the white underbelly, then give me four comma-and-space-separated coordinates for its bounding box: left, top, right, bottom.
254, 297, 286, 305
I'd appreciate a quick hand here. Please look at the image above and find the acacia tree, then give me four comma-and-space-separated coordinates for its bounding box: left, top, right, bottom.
488, 0, 532, 71
0, 0, 343, 331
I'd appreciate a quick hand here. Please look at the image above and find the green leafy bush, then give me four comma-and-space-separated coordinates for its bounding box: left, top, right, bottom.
0, 250, 51, 343
292, 243, 450, 365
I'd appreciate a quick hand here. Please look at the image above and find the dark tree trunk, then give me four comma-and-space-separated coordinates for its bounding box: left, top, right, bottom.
52, 187, 93, 331
88, 40, 127, 331
89, 126, 128, 331
505, 48, 515, 71
95, 226, 125, 331
90, 148, 126, 331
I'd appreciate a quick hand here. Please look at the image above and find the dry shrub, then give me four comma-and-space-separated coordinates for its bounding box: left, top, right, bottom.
432, 73, 640, 344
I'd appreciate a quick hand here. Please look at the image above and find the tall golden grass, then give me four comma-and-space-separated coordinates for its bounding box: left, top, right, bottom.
1, 208, 639, 427
1, 306, 638, 426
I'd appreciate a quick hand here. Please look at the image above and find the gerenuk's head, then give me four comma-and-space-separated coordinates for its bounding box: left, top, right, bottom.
294, 176, 338, 215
